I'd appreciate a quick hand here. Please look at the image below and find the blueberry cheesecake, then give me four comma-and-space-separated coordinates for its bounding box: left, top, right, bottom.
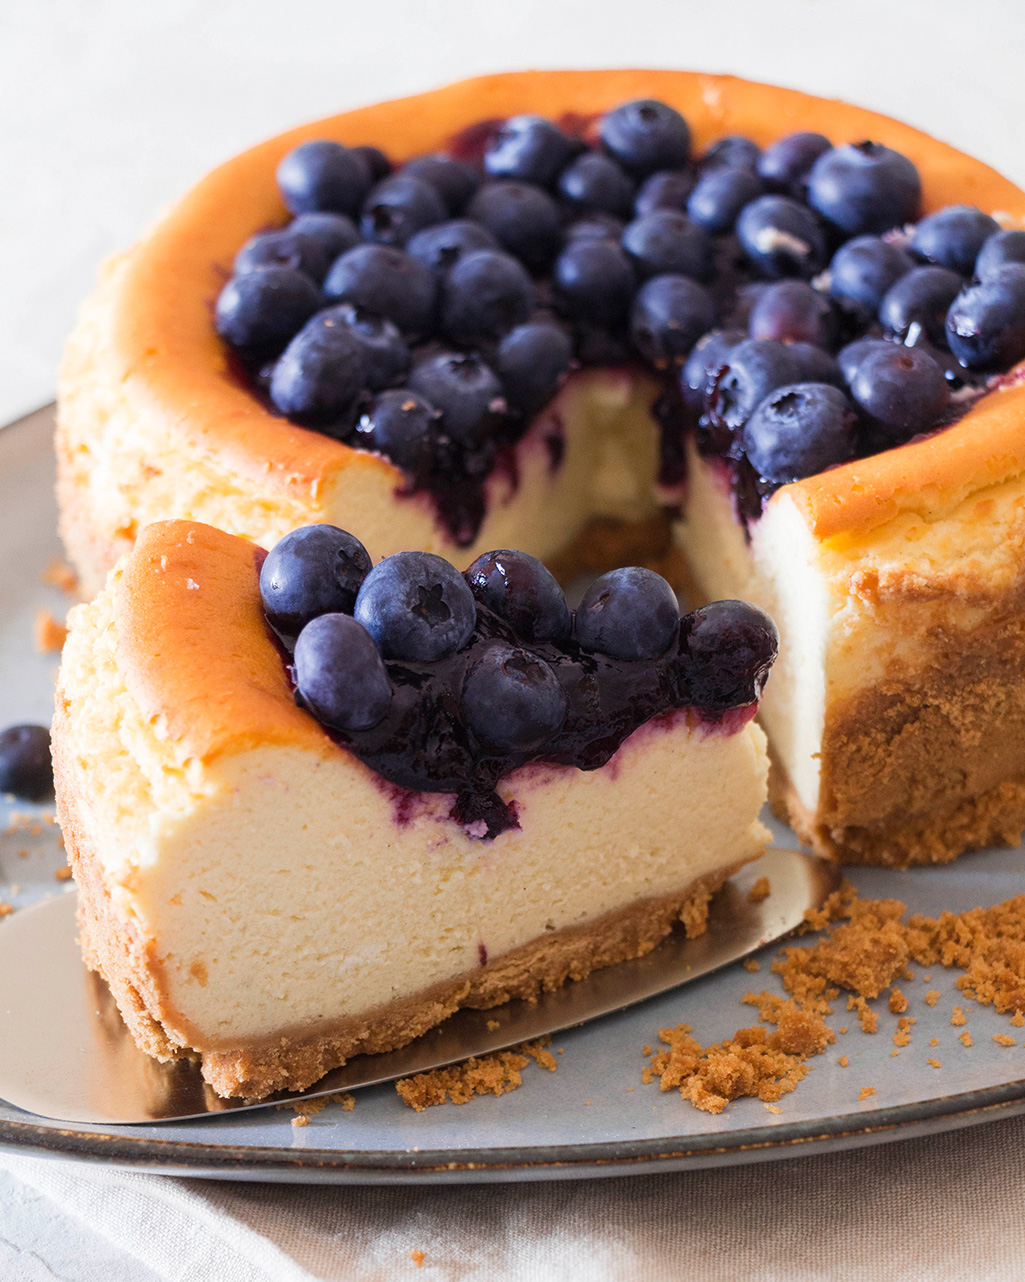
57, 69, 1025, 866
53, 519, 775, 1098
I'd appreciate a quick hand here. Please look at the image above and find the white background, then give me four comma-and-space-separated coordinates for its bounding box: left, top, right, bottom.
1, 0, 1024, 1274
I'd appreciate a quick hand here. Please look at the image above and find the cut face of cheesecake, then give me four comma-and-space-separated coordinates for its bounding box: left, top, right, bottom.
54, 521, 772, 1099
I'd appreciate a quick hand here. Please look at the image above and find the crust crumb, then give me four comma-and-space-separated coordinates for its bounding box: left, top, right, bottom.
279, 1091, 355, 1117
951, 1006, 967, 1026
291, 1114, 309, 1127
927, 1058, 942, 1069
764, 1103, 782, 1114
1012, 1012, 1025, 1028
993, 1033, 1017, 1047
396, 1038, 554, 1110
960, 1031, 974, 1047
747, 876, 771, 904
858, 1087, 875, 1101
486, 1019, 500, 1030
34, 609, 67, 653
41, 558, 78, 593
410, 1250, 425, 1268
54, 865, 73, 882
924, 990, 941, 1007
929, 1038, 939, 1047
888, 988, 908, 1014
742, 958, 761, 972
0, 902, 12, 919
837, 1055, 849, 1067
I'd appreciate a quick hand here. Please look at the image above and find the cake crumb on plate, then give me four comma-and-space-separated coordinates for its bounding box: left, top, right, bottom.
33, 609, 67, 653
410, 1251, 425, 1268
396, 1038, 555, 1110
858, 1087, 875, 1101
747, 876, 771, 903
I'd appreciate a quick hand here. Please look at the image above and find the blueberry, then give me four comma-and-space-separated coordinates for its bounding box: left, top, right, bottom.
621, 209, 714, 281
323, 244, 436, 337
700, 135, 760, 172
747, 280, 838, 348
788, 342, 843, 387
743, 382, 858, 482
634, 169, 696, 217
277, 140, 372, 216
828, 235, 914, 312
269, 313, 370, 427
565, 212, 627, 242
484, 115, 578, 187
321, 304, 410, 390
686, 167, 764, 235
911, 205, 1000, 277
465, 548, 571, 642
289, 211, 361, 263
400, 154, 480, 213
260, 524, 372, 640
600, 99, 691, 176
0, 725, 52, 801
945, 264, 1025, 370
756, 132, 831, 194
807, 141, 921, 236
630, 274, 716, 368
353, 389, 440, 475
576, 566, 679, 661
708, 338, 802, 429
294, 613, 392, 732
466, 181, 563, 272
679, 601, 778, 711
360, 176, 447, 247
234, 228, 332, 284
557, 152, 636, 218
355, 550, 476, 661
976, 229, 1025, 281
736, 195, 827, 279
408, 352, 505, 448
440, 248, 534, 345
850, 345, 949, 437
215, 267, 322, 355
351, 145, 392, 182
406, 218, 500, 275
837, 336, 893, 386
680, 327, 745, 409
462, 644, 567, 752
553, 238, 636, 327
495, 321, 574, 416
879, 265, 962, 345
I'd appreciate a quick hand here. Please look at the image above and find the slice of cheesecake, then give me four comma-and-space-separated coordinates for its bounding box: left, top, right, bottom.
53, 520, 774, 1099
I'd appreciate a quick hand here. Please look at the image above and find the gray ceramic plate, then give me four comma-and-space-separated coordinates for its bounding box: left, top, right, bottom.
2, 404, 1025, 1184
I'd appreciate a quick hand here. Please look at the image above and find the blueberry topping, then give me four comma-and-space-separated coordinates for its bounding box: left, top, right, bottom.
879, 265, 962, 345
234, 228, 332, 284
319, 303, 410, 390
0, 725, 52, 802
736, 195, 827, 279
484, 115, 577, 187
269, 312, 370, 427
360, 176, 447, 247
465, 548, 571, 643
756, 132, 831, 195
807, 141, 921, 235
945, 264, 1025, 371
557, 152, 636, 218
837, 336, 893, 386
277, 140, 372, 217
215, 267, 322, 355
975, 229, 1025, 281
743, 382, 858, 482
708, 338, 802, 429
400, 154, 480, 213
576, 566, 679, 661
353, 389, 440, 475
686, 167, 764, 235
621, 209, 714, 281
323, 244, 436, 337
462, 644, 567, 752
440, 248, 534, 345
630, 274, 716, 368
408, 352, 505, 447
600, 99, 691, 176
553, 238, 636, 326
747, 280, 838, 348
680, 327, 745, 409
788, 342, 843, 387
565, 212, 628, 243
495, 321, 574, 416
260, 525, 372, 640
406, 219, 500, 275
289, 211, 361, 262
294, 613, 392, 731
680, 601, 778, 711
911, 205, 1000, 276
351, 145, 391, 182
634, 169, 696, 217
354, 550, 476, 661
466, 181, 563, 272
700, 135, 760, 172
828, 235, 914, 312
850, 344, 949, 438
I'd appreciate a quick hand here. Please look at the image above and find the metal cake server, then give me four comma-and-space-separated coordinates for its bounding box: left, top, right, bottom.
0, 847, 838, 1126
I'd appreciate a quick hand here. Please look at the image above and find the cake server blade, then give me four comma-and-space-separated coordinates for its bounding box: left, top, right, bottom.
0, 847, 838, 1126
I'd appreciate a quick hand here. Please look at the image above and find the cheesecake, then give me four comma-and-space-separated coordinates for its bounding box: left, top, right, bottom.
56, 68, 1025, 869
53, 520, 775, 1098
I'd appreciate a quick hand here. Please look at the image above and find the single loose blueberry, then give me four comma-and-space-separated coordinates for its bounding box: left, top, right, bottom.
290, 211, 361, 263
484, 115, 578, 187
679, 600, 778, 712
360, 176, 447, 247
234, 228, 332, 284
351, 145, 391, 182
277, 140, 372, 216
465, 548, 571, 643
686, 167, 764, 235
707, 338, 801, 428
323, 244, 436, 336
353, 389, 440, 475
680, 328, 746, 409
736, 195, 828, 279
440, 248, 534, 345
879, 265, 962, 345
807, 141, 922, 235
621, 209, 714, 281
828, 235, 914, 312
0, 725, 52, 801
557, 152, 636, 218
408, 352, 505, 448
294, 613, 392, 732
260, 525, 372, 640
495, 321, 574, 416
747, 280, 838, 348
600, 99, 691, 176
317, 304, 410, 390
355, 551, 476, 661
945, 264, 1025, 370
269, 314, 370, 426
700, 135, 760, 172
630, 274, 716, 368
466, 181, 564, 272
976, 229, 1025, 281
406, 219, 500, 275
215, 267, 322, 355
742, 382, 858, 482
565, 212, 628, 243
576, 565, 679, 661
634, 169, 696, 217
850, 344, 950, 437
756, 132, 831, 195
553, 238, 637, 327
837, 336, 893, 386
911, 205, 1000, 277
462, 643, 567, 752
400, 154, 480, 213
